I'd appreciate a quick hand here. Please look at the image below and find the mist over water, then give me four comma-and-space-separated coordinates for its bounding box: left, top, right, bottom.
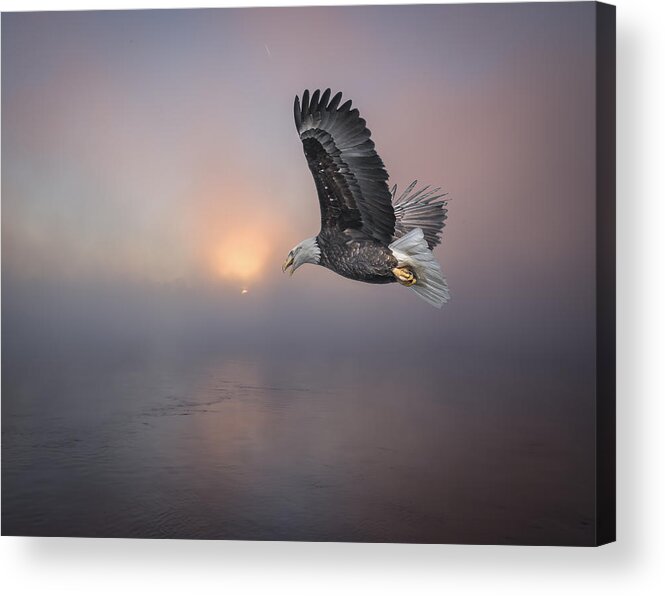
2, 335, 595, 544
2, 269, 596, 544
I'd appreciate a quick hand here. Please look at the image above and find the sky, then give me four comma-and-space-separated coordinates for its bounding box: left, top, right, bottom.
2, 3, 597, 362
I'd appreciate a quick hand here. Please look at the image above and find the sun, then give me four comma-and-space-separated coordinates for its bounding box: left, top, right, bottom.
210, 229, 271, 284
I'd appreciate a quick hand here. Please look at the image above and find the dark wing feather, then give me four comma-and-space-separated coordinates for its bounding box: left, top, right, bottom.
391, 181, 449, 249
294, 89, 395, 244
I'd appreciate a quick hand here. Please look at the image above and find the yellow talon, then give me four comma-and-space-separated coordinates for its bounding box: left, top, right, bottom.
392, 266, 417, 286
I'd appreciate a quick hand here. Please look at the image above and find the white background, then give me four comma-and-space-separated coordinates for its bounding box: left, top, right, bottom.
0, 0, 663, 594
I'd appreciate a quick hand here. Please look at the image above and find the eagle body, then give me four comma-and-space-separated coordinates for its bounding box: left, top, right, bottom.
284, 88, 451, 307
317, 229, 398, 285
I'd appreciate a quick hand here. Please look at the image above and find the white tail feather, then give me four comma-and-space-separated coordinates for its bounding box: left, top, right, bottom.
389, 228, 450, 308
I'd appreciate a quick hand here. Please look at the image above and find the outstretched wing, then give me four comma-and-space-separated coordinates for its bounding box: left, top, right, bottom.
391, 181, 449, 249
294, 89, 395, 244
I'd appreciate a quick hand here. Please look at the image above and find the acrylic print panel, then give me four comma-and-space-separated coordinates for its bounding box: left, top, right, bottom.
1, 2, 615, 545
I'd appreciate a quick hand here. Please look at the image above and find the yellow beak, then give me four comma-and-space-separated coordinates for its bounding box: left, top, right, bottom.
282, 254, 294, 274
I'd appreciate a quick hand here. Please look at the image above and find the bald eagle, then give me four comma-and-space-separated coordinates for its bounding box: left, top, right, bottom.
283, 89, 450, 308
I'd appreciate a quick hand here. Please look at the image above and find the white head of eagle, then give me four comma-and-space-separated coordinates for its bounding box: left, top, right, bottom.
282, 237, 321, 276
281, 88, 451, 308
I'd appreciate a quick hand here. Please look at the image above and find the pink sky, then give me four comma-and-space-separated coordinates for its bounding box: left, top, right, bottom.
3, 4, 597, 353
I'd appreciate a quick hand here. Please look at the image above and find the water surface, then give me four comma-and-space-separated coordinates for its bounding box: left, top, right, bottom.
2, 345, 595, 545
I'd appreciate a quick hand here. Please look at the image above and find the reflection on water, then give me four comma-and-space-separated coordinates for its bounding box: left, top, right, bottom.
2, 347, 595, 544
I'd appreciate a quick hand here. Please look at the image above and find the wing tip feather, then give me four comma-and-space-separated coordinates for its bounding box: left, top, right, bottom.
294, 95, 302, 129
300, 89, 361, 116
302, 89, 310, 115
310, 89, 320, 111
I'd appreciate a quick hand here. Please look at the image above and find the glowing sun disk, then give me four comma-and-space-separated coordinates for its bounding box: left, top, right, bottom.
211, 230, 271, 283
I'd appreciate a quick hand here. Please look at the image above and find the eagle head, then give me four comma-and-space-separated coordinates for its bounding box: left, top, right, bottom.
282, 237, 321, 276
